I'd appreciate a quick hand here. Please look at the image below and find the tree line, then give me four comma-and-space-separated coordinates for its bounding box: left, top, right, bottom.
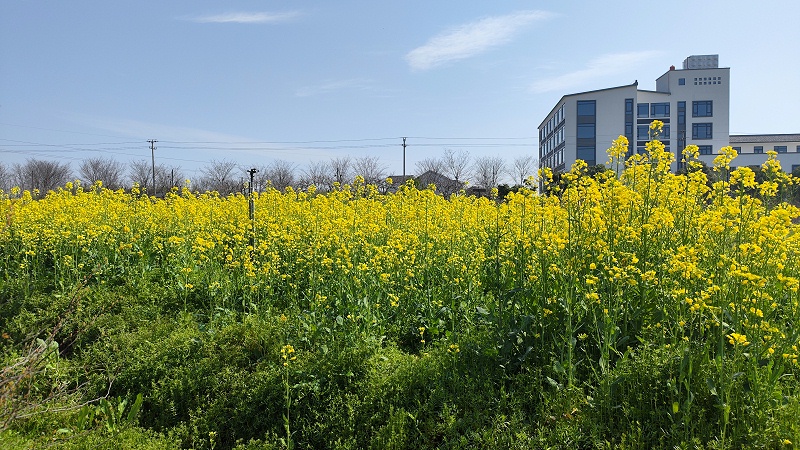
0, 152, 539, 198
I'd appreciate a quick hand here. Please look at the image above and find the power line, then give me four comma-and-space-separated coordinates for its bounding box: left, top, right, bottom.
0, 135, 539, 176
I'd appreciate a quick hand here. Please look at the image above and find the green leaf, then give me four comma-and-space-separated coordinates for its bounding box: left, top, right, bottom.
706, 378, 718, 396
546, 376, 562, 390
125, 393, 143, 424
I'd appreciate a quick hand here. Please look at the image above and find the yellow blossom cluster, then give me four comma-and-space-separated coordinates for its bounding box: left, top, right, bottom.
1, 138, 799, 369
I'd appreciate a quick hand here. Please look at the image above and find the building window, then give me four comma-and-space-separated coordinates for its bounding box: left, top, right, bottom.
577, 146, 595, 165
793, 165, 800, 174
775, 145, 788, 153
577, 101, 596, 116
732, 146, 741, 152
650, 103, 670, 118
754, 146, 764, 154
692, 123, 713, 140
625, 99, 634, 158
677, 102, 686, 159
699, 145, 713, 155
577, 124, 595, 139
678, 78, 685, 86
796, 145, 800, 153
692, 101, 713, 117
637, 125, 650, 140
637, 103, 649, 118
575, 100, 596, 165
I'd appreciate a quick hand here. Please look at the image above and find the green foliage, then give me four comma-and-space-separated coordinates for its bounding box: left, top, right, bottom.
3, 150, 800, 448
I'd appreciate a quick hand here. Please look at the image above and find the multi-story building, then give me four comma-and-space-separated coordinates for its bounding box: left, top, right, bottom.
538, 55, 800, 174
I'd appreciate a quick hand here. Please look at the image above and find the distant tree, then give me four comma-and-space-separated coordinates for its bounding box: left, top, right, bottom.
79, 157, 126, 190
473, 155, 506, 189
329, 156, 352, 187
0, 162, 9, 192
12, 159, 72, 197
792, 166, 800, 205
198, 160, 242, 194
441, 148, 471, 186
496, 183, 525, 201
129, 160, 184, 196
353, 155, 387, 186
544, 164, 609, 196
263, 159, 297, 191
510, 154, 537, 186
415, 157, 443, 176
129, 160, 154, 193
300, 160, 331, 191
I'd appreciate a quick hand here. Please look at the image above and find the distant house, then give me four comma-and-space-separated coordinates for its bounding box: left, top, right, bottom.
387, 171, 465, 196
728, 134, 800, 174
466, 186, 488, 197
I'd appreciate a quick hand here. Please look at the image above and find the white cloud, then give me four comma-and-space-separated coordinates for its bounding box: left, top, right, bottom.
295, 79, 374, 97
530, 51, 662, 93
186, 11, 300, 24
406, 10, 554, 71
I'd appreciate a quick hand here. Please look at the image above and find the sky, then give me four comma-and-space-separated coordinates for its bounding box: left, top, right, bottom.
2, 0, 799, 184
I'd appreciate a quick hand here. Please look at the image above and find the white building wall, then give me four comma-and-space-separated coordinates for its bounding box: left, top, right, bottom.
682, 68, 730, 153
724, 137, 800, 174
592, 86, 637, 160
538, 55, 798, 176
539, 57, 736, 174
539, 85, 636, 172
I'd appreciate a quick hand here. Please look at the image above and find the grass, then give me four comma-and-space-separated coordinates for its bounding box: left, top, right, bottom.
1, 142, 800, 448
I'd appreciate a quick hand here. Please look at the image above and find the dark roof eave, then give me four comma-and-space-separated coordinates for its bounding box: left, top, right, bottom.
729, 134, 800, 143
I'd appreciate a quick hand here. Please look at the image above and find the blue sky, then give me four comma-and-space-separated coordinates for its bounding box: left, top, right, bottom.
2, 0, 799, 182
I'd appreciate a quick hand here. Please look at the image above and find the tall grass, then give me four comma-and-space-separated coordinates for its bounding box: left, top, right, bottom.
1, 141, 799, 448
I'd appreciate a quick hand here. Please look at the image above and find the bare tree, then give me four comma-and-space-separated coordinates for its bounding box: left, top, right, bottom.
129, 160, 153, 192
329, 156, 352, 187
510, 154, 537, 186
0, 162, 9, 192
12, 159, 72, 196
415, 157, 443, 176
129, 160, 184, 196
263, 159, 297, 191
442, 148, 471, 184
300, 160, 331, 191
473, 156, 507, 189
79, 157, 126, 190
353, 155, 387, 186
197, 160, 242, 194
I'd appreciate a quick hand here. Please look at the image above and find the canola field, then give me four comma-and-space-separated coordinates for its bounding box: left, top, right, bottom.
1, 138, 800, 449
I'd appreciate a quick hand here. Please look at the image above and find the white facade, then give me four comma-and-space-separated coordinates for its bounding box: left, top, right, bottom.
538, 55, 799, 174
729, 134, 800, 174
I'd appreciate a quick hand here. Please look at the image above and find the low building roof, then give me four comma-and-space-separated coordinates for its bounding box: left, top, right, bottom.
729, 134, 800, 143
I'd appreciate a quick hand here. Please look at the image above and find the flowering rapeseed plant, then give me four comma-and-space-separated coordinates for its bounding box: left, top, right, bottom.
2, 136, 800, 446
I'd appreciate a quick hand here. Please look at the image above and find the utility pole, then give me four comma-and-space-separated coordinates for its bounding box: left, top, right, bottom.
402, 137, 407, 180
148, 139, 158, 196
247, 168, 258, 252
